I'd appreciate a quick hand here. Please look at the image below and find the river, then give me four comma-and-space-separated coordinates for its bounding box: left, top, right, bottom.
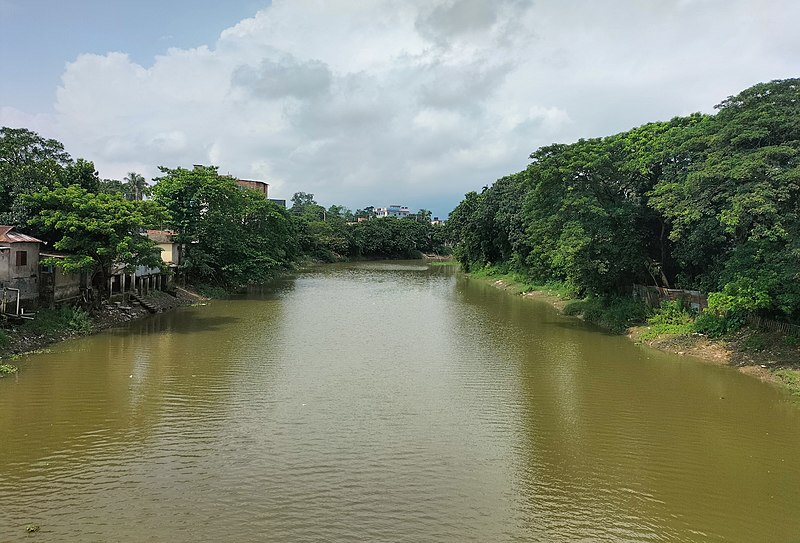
1, 261, 799, 542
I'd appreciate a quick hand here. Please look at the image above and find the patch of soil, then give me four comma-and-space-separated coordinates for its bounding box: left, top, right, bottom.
629, 326, 800, 390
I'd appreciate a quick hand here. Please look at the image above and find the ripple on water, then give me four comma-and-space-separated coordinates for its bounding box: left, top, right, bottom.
1, 263, 800, 542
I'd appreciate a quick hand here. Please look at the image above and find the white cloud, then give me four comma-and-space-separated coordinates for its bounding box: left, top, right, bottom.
2, 0, 799, 215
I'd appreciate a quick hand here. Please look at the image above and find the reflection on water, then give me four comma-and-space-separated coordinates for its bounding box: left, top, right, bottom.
1, 261, 799, 542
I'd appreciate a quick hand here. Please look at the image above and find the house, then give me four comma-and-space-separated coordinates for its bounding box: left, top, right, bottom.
0, 226, 43, 312
375, 205, 410, 218
146, 230, 183, 266
236, 178, 269, 197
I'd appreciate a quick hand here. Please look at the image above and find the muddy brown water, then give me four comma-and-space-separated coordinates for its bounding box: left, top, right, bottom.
1, 261, 799, 542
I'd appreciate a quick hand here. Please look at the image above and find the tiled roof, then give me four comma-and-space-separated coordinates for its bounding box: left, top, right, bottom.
0, 225, 43, 244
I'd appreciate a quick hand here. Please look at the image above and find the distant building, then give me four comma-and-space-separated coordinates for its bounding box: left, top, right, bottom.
236, 178, 269, 197
269, 198, 287, 208
431, 217, 444, 226
375, 205, 410, 218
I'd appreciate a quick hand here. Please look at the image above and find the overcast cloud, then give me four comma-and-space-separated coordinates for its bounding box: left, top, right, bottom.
2, 0, 799, 215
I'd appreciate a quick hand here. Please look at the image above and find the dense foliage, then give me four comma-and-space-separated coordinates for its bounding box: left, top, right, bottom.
289, 193, 447, 261
152, 166, 297, 288
26, 185, 166, 287
449, 79, 800, 323
1, 129, 446, 296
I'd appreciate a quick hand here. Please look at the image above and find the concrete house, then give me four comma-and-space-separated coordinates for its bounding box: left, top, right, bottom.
0, 226, 43, 312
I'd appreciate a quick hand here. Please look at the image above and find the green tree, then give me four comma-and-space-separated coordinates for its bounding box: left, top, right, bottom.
152, 165, 296, 287
651, 78, 800, 317
0, 127, 72, 224
25, 185, 166, 298
98, 178, 127, 195
64, 158, 101, 193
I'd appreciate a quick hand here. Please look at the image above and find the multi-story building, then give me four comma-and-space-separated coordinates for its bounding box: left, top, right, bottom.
374, 205, 410, 218
236, 178, 269, 197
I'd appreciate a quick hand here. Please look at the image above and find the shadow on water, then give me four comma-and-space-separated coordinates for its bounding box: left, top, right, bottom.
105, 312, 242, 336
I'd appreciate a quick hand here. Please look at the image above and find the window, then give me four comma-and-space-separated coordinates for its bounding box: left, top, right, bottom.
15, 250, 27, 266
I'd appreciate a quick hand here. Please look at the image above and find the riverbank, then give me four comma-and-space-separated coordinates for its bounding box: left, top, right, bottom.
0, 288, 204, 369
463, 266, 800, 396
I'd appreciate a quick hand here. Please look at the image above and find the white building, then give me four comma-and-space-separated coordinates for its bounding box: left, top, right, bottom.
374, 205, 410, 218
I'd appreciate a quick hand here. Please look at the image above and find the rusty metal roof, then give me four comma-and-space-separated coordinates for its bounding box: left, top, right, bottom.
146, 229, 177, 244
0, 226, 43, 244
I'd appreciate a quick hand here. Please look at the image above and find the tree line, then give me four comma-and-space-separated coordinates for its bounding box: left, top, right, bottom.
0, 128, 446, 295
447, 79, 800, 324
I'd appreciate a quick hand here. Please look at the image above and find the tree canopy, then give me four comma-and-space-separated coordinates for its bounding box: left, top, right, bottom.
152, 165, 297, 288
25, 185, 166, 292
448, 78, 800, 321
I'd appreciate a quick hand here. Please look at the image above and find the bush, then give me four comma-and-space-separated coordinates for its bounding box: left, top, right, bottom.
0, 329, 9, 349
25, 306, 93, 335
742, 334, 767, 352
775, 369, 800, 396
639, 300, 696, 341
564, 296, 649, 334
693, 310, 746, 338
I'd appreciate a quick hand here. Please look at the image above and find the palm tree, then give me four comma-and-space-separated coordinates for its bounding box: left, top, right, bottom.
123, 172, 149, 201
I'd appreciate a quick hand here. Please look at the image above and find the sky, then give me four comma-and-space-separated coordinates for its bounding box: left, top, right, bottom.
1, 0, 799, 217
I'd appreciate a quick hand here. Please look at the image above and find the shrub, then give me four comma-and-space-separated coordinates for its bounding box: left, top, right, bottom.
564, 296, 649, 334
694, 310, 746, 338
775, 369, 800, 396
25, 306, 93, 335
742, 334, 768, 352
639, 300, 696, 341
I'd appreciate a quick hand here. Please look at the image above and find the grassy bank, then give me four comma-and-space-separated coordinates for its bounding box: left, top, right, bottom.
467, 264, 576, 298
464, 264, 800, 397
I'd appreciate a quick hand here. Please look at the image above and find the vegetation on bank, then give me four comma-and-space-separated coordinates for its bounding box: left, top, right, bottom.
450, 87, 800, 391
447, 79, 800, 338
467, 262, 800, 395
0, 127, 448, 298
0, 125, 449, 357
289, 192, 448, 263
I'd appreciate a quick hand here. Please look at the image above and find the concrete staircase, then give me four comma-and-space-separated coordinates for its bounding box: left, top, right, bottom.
130, 293, 158, 313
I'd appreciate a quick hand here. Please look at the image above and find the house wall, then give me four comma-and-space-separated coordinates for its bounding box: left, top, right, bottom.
156, 242, 182, 265
236, 179, 269, 197
39, 266, 83, 307
0, 242, 40, 308
53, 267, 82, 301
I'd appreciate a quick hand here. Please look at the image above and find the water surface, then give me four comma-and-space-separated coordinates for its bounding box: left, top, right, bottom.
1, 262, 799, 542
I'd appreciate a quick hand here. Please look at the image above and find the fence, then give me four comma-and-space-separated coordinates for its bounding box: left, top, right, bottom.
632, 284, 708, 311
633, 284, 800, 337
747, 315, 800, 338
